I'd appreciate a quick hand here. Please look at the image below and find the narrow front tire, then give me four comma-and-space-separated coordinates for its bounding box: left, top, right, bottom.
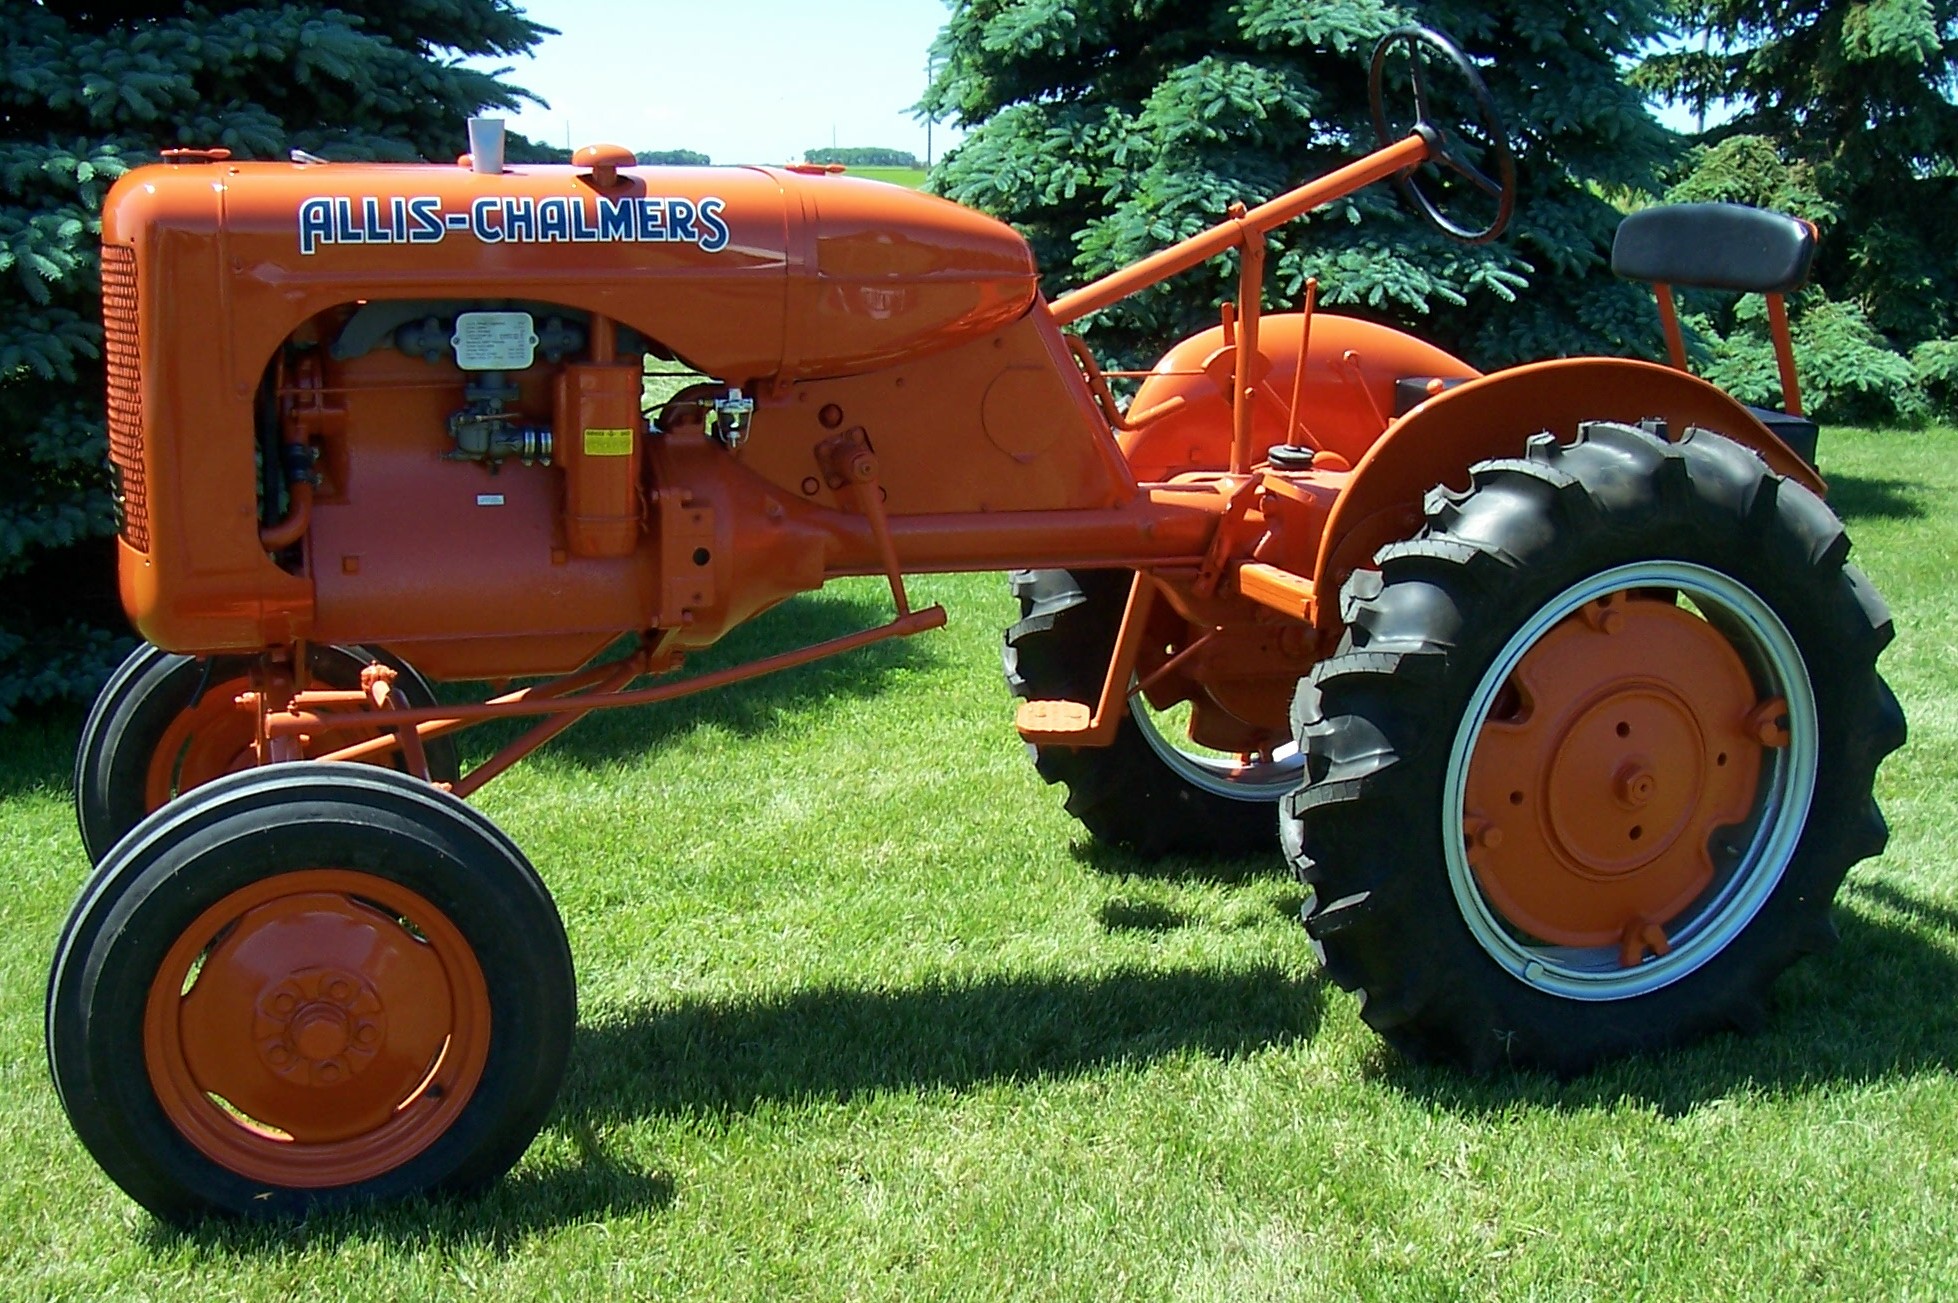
48, 764, 574, 1222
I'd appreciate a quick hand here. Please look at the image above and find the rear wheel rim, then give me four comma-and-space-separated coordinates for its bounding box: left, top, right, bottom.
1444, 562, 1818, 1001
143, 869, 491, 1187
1130, 692, 1304, 801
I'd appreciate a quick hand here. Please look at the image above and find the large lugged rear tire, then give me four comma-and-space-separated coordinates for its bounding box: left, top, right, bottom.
48, 764, 575, 1222
1003, 568, 1298, 859
1284, 422, 1904, 1073
74, 643, 460, 864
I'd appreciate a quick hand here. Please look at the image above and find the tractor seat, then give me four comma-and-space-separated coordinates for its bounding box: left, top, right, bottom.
1611, 202, 1821, 468
1611, 203, 1816, 295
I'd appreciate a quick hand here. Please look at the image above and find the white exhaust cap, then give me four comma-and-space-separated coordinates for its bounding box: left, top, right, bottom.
467, 117, 506, 174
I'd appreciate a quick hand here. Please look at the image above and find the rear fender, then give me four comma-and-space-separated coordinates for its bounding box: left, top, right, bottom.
1121, 314, 1479, 480
1309, 357, 1825, 638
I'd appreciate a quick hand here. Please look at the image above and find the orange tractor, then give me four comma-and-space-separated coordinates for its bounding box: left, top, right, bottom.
52, 29, 1902, 1221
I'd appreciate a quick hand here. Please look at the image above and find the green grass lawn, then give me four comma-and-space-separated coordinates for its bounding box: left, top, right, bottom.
4, 427, 1957, 1298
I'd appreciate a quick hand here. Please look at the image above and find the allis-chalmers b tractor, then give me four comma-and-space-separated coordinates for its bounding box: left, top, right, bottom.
51, 30, 1902, 1221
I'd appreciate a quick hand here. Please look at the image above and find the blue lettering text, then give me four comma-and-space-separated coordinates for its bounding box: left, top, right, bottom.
538, 196, 572, 243
360, 196, 392, 244
597, 196, 634, 240
503, 197, 537, 242
298, 197, 333, 255
668, 199, 697, 244
471, 196, 504, 243
331, 197, 364, 244
697, 197, 730, 254
408, 196, 444, 242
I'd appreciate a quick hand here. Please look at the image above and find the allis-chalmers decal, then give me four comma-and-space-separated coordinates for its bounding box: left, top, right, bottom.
297, 194, 731, 256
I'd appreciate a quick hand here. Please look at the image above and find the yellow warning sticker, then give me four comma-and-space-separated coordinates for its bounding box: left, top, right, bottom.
583, 428, 633, 457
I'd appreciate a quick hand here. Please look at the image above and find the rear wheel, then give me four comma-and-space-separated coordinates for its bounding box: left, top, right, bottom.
1285, 422, 1904, 1072
74, 643, 459, 863
1003, 568, 1299, 859
47, 764, 574, 1222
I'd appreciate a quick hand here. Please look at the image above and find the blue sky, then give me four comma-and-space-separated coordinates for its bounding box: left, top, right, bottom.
467, 0, 964, 166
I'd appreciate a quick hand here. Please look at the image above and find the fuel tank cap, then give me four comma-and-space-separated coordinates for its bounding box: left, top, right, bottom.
574, 142, 635, 189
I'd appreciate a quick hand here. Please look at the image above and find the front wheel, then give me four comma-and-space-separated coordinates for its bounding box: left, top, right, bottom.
74, 643, 460, 864
47, 765, 575, 1222
1286, 422, 1904, 1073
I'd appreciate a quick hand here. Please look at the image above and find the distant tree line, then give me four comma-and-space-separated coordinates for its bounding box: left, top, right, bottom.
637, 149, 711, 166
805, 147, 922, 168
506, 133, 570, 163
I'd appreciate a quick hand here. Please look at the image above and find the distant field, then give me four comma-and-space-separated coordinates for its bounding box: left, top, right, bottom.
846, 165, 928, 189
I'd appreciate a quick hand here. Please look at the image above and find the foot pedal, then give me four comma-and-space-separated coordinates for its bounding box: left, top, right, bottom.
1016, 699, 1095, 743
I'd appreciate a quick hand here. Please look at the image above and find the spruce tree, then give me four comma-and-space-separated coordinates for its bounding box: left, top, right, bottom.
1641, 2, 1958, 353
924, 0, 1678, 372
1651, 133, 1927, 422
0, 0, 547, 719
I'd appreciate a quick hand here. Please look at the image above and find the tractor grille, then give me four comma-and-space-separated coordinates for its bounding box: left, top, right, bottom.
100, 243, 149, 552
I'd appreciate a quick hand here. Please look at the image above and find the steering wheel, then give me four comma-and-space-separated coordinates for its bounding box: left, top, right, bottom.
1368, 26, 1517, 245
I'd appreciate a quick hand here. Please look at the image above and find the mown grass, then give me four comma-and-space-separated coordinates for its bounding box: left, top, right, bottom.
2, 427, 1956, 1299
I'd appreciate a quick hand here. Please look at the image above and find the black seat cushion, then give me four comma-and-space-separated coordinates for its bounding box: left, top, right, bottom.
1612, 203, 1816, 295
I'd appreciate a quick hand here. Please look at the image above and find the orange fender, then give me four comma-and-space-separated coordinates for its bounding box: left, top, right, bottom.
1121, 314, 1479, 480
1309, 357, 1825, 638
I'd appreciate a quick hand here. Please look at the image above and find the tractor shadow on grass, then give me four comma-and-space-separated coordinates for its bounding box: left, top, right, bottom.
1820, 472, 1927, 523
138, 1128, 679, 1257
142, 964, 1323, 1251
457, 589, 940, 772
1369, 877, 1958, 1117
1067, 838, 1294, 887
562, 962, 1326, 1122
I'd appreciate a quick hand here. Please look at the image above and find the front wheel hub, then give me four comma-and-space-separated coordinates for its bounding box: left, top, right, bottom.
253, 967, 387, 1086
144, 871, 491, 1182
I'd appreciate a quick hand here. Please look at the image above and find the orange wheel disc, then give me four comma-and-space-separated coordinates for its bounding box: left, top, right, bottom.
143, 675, 258, 810
80, 645, 461, 868
1445, 562, 1818, 1000
142, 870, 491, 1187
1464, 593, 1763, 946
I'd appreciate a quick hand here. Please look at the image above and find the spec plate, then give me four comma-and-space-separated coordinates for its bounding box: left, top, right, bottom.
584, 428, 633, 457
451, 311, 538, 370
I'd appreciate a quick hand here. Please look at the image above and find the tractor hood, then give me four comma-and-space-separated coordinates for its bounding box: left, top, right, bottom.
102, 155, 1039, 385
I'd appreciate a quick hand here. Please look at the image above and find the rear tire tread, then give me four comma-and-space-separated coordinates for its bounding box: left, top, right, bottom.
1283, 422, 1903, 1073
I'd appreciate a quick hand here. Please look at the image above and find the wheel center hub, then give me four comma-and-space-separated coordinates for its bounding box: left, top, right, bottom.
1545, 685, 1703, 877
253, 966, 387, 1086
290, 1005, 351, 1060
1462, 594, 1770, 951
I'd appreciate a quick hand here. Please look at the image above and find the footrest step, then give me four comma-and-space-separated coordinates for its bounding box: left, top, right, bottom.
1016, 699, 1095, 743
